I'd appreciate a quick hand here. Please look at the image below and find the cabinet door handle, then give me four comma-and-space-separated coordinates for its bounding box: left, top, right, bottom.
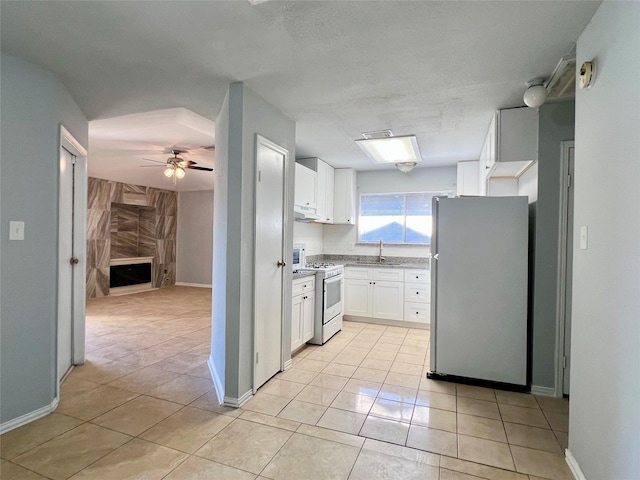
416, 292, 419, 295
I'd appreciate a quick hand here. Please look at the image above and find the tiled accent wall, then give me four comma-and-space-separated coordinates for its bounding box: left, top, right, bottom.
110, 203, 156, 259
87, 178, 177, 298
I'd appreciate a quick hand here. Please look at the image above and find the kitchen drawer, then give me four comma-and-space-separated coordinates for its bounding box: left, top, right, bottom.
373, 268, 404, 282
292, 276, 315, 297
404, 302, 430, 324
344, 267, 370, 280
404, 269, 429, 284
405, 283, 430, 303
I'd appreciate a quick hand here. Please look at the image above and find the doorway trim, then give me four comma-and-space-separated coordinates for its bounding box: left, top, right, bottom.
252, 134, 289, 394
554, 140, 574, 397
57, 125, 88, 400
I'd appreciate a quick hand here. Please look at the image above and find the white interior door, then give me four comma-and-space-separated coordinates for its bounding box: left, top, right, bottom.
58, 147, 74, 381
254, 136, 287, 390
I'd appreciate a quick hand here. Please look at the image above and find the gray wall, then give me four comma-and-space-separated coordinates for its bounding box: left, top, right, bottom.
177, 190, 214, 286
0, 53, 88, 424
211, 82, 296, 403
530, 100, 575, 389
570, 3, 640, 478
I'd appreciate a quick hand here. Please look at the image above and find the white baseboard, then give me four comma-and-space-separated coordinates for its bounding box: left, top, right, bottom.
565, 449, 587, 480
224, 389, 253, 408
0, 396, 59, 434
206, 357, 252, 408
207, 356, 225, 406
530, 385, 557, 396
175, 282, 212, 288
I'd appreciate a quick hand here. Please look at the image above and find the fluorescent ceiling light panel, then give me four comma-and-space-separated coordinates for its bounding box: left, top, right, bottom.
356, 135, 421, 164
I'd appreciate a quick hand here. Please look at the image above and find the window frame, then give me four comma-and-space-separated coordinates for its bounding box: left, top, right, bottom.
357, 190, 454, 245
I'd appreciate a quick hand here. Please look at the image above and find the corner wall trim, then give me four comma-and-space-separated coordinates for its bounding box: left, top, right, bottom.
224, 389, 253, 408
565, 449, 587, 480
0, 396, 59, 434
207, 356, 225, 406
530, 385, 557, 397
175, 282, 212, 288
284, 359, 293, 370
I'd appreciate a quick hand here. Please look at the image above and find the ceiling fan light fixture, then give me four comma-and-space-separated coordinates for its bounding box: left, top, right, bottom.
395, 162, 417, 173
175, 166, 186, 179
163, 164, 175, 178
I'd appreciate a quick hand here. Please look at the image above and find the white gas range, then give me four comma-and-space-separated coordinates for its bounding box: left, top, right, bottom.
297, 263, 344, 345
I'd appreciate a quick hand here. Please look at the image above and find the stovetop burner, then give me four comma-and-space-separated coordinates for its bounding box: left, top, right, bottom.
305, 262, 336, 269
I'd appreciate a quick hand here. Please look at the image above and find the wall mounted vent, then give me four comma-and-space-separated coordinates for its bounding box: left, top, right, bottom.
545, 56, 576, 100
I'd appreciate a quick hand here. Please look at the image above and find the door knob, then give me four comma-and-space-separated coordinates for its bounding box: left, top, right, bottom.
70, 257, 79, 265
277, 260, 286, 267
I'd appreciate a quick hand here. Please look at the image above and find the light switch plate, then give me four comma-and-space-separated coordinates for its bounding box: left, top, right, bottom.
9, 221, 25, 241
579, 226, 588, 250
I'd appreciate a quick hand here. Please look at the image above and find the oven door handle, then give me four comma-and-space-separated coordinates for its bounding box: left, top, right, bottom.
324, 275, 343, 286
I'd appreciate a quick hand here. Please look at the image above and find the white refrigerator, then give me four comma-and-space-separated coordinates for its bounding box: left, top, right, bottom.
428, 196, 529, 387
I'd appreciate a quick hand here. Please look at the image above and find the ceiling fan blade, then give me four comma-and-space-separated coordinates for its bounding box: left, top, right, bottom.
139, 165, 166, 168
187, 166, 214, 171
142, 158, 167, 164
177, 160, 196, 167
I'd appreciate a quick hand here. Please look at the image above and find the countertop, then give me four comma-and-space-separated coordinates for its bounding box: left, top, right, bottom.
343, 262, 429, 270
292, 271, 316, 280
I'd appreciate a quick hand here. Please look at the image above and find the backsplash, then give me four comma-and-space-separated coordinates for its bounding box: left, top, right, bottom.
87, 178, 177, 298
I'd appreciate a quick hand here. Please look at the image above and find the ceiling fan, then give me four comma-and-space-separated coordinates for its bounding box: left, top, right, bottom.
141, 149, 213, 184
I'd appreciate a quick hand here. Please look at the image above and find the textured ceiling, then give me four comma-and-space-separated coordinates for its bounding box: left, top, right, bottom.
0, 1, 599, 181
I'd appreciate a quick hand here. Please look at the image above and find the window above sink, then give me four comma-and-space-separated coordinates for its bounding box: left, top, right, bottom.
357, 191, 453, 245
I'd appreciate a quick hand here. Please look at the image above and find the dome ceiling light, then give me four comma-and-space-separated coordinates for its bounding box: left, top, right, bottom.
523, 77, 548, 108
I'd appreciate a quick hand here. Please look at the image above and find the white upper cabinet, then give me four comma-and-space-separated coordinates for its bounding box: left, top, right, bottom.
297, 158, 335, 223
457, 161, 479, 196
333, 168, 357, 225
483, 107, 538, 179
294, 163, 317, 210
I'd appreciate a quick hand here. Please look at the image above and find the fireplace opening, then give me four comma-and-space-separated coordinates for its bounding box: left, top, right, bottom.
110, 263, 152, 288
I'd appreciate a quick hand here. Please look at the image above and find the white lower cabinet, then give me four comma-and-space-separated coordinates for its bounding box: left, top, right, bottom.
345, 267, 430, 326
292, 276, 315, 352
344, 278, 371, 317
344, 277, 403, 320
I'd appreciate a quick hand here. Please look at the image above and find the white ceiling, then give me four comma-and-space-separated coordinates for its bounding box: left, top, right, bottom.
0, 1, 600, 185
89, 108, 215, 191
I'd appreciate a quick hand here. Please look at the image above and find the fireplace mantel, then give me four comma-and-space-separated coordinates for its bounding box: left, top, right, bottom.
110, 256, 154, 266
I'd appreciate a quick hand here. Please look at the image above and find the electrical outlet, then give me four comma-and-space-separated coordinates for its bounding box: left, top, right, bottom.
348, 242, 354, 251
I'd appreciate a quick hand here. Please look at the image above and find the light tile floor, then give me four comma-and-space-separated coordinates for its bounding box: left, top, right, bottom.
0, 286, 572, 480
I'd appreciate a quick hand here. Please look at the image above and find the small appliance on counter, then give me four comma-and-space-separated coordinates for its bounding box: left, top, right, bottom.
298, 262, 344, 344
292, 243, 306, 273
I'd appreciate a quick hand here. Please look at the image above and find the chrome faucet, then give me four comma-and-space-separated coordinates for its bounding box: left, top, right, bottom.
378, 239, 385, 263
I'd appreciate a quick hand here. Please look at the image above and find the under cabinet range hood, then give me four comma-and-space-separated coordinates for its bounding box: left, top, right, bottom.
294, 205, 322, 222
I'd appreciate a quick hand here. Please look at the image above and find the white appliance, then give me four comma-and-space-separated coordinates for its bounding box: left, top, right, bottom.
292, 244, 306, 271
298, 263, 344, 344
428, 196, 529, 388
